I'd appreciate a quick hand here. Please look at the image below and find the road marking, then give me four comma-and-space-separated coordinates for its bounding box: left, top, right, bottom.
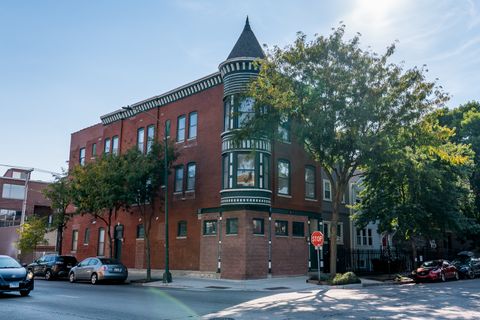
55, 294, 80, 299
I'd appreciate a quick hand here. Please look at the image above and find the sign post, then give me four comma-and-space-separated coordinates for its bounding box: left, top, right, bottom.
311, 231, 324, 283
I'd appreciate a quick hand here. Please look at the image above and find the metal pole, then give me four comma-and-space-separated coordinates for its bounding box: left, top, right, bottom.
163, 123, 172, 283
317, 247, 321, 283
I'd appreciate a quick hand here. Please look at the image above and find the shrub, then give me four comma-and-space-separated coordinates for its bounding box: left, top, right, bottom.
331, 272, 361, 285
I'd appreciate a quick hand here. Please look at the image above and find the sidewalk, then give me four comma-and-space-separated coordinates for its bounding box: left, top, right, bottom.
127, 269, 323, 291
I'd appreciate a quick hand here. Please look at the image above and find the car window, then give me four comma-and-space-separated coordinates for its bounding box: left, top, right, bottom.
0, 256, 21, 268
59, 256, 78, 264
78, 259, 91, 267
88, 259, 99, 266
38, 256, 46, 263
99, 258, 120, 265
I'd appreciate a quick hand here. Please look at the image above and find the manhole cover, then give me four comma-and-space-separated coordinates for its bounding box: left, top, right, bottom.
265, 286, 289, 290
205, 286, 230, 289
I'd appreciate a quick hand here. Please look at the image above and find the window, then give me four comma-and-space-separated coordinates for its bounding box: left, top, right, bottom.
0, 209, 21, 227
292, 222, 305, 237
237, 153, 255, 187
97, 228, 105, 256
137, 128, 145, 153
226, 218, 238, 235
323, 222, 343, 244
177, 115, 186, 142
112, 136, 119, 155
177, 221, 187, 237
357, 228, 373, 246
224, 97, 233, 131
278, 115, 290, 142
186, 163, 196, 191
137, 224, 145, 239
92, 143, 97, 158
174, 166, 184, 192
323, 179, 332, 201
203, 220, 217, 235
84, 228, 90, 245
146, 125, 155, 153
277, 160, 290, 195
252, 218, 264, 235
72, 230, 78, 251
104, 138, 111, 154
275, 220, 288, 236
222, 155, 230, 189
188, 112, 197, 139
259, 153, 269, 189
238, 98, 255, 128
79, 148, 86, 166
2, 184, 25, 200
305, 166, 315, 199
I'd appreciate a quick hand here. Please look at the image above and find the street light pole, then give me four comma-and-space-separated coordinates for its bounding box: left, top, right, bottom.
163, 121, 172, 283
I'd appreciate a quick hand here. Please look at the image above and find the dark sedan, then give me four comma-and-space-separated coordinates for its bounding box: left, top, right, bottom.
452, 251, 480, 279
412, 260, 459, 282
0, 255, 34, 296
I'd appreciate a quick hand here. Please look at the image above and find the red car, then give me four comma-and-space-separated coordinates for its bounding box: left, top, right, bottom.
412, 260, 459, 282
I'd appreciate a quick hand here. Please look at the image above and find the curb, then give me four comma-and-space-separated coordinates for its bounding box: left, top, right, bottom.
361, 281, 414, 288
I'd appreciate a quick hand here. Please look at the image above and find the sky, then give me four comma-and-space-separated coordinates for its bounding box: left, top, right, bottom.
0, 0, 479, 180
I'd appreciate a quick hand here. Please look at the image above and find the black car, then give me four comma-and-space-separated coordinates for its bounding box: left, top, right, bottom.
28, 254, 77, 280
0, 255, 34, 296
452, 251, 480, 279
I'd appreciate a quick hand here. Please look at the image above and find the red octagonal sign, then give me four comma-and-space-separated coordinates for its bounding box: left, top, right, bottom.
311, 231, 324, 247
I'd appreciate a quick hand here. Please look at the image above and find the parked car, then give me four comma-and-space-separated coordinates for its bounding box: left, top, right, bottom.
452, 251, 480, 279
28, 254, 77, 280
0, 255, 34, 296
412, 260, 459, 282
69, 257, 128, 285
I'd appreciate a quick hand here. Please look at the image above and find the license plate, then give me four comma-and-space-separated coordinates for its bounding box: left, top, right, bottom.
9, 282, 19, 288
113, 268, 122, 272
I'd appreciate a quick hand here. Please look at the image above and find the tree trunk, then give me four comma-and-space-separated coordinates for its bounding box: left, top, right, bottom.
108, 209, 114, 258
145, 221, 151, 281
56, 224, 63, 255
411, 238, 417, 269
329, 192, 339, 276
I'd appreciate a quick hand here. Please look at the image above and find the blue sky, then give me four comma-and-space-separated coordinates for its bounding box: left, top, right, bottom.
1, 0, 479, 180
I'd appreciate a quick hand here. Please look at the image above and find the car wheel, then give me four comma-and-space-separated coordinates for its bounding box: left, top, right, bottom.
45, 270, 53, 281
468, 270, 475, 279
440, 272, 446, 282
91, 273, 98, 285
20, 290, 30, 297
69, 273, 76, 283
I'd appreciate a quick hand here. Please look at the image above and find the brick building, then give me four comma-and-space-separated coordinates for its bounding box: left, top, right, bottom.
0, 167, 54, 261
63, 19, 356, 279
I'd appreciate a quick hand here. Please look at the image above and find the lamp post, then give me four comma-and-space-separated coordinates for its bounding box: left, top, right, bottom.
122, 106, 172, 283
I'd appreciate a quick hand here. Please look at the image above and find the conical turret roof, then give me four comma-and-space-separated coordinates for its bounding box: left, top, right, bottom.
227, 17, 265, 60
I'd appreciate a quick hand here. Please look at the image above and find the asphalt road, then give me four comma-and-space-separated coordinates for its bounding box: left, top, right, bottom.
1, 278, 479, 319
0, 279, 266, 320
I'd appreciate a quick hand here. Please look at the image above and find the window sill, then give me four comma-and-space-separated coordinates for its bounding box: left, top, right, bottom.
226, 234, 238, 236
83, 243, 89, 246
275, 235, 289, 238
305, 198, 317, 202
323, 198, 332, 202
292, 236, 305, 239
187, 137, 197, 142
253, 233, 265, 236
277, 194, 292, 198
136, 238, 145, 240
202, 234, 217, 237
176, 236, 187, 239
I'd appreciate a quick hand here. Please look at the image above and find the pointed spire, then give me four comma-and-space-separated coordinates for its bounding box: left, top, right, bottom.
226, 17, 265, 60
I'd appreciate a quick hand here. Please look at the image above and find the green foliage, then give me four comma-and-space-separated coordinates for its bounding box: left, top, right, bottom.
242, 24, 447, 274
331, 272, 361, 285
16, 216, 48, 254
42, 172, 73, 230
354, 116, 475, 243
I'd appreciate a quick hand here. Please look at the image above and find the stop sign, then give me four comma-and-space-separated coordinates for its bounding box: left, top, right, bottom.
311, 231, 324, 247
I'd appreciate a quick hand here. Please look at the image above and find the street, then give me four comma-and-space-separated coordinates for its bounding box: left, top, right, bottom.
0, 278, 479, 319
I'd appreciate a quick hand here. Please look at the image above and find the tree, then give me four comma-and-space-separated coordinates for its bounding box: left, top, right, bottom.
354, 117, 474, 264
71, 155, 128, 258
17, 216, 48, 255
242, 25, 447, 274
123, 142, 176, 281
42, 173, 73, 255
436, 101, 480, 246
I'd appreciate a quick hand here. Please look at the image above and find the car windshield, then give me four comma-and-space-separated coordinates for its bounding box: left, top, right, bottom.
99, 258, 120, 265
421, 260, 442, 268
0, 256, 22, 268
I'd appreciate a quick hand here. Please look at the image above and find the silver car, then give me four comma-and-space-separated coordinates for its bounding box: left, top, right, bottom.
69, 257, 128, 285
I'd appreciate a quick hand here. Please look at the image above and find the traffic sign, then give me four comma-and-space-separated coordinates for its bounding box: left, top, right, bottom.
311, 231, 324, 247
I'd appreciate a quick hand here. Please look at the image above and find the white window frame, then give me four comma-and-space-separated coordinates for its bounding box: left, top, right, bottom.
323, 179, 332, 201
323, 221, 343, 245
